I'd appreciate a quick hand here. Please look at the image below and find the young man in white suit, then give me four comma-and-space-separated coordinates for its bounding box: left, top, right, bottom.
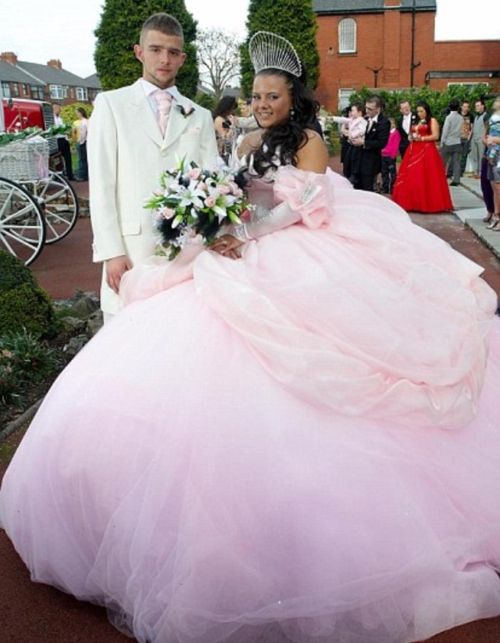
88, 13, 218, 318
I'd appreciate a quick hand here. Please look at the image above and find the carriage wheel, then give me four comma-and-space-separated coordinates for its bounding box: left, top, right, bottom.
0, 177, 46, 265
34, 172, 79, 244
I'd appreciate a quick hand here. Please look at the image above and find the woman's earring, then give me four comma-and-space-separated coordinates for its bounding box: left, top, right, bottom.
290, 109, 295, 119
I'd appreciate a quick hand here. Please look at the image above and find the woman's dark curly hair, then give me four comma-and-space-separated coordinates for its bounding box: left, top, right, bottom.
251, 67, 319, 177
416, 100, 432, 121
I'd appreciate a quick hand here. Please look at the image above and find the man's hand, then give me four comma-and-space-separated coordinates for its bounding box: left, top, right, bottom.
105, 255, 133, 293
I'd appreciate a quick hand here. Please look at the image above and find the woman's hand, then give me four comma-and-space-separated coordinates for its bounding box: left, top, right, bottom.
209, 234, 245, 260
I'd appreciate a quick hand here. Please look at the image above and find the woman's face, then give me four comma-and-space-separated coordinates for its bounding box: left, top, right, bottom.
494, 98, 500, 113
252, 74, 292, 128
416, 106, 427, 121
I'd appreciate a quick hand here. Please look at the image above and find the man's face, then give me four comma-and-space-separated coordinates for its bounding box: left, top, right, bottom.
400, 101, 411, 116
475, 101, 485, 114
134, 29, 186, 89
461, 102, 470, 115
53, 104, 60, 116
365, 102, 379, 118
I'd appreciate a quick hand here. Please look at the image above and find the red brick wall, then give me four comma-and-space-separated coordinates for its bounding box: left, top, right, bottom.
315, 10, 500, 111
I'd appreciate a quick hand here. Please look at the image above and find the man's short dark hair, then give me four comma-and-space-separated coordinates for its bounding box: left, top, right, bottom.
449, 98, 460, 111
366, 95, 383, 109
140, 13, 184, 45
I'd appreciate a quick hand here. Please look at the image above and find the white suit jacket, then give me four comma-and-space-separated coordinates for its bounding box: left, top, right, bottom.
88, 79, 218, 314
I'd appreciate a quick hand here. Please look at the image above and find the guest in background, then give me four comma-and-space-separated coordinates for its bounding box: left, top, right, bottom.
440, 99, 463, 186
213, 96, 237, 163
52, 103, 75, 181
380, 117, 401, 194
351, 95, 390, 192
484, 96, 500, 231
74, 107, 88, 182
470, 99, 487, 179
331, 101, 367, 186
459, 101, 472, 176
397, 100, 416, 159
393, 100, 452, 213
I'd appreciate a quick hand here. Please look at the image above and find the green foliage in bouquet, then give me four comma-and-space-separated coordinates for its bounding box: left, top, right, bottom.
0, 252, 56, 339
94, 0, 199, 97
240, 0, 320, 97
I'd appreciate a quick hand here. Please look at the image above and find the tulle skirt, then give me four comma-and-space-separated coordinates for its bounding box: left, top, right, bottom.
1, 169, 500, 643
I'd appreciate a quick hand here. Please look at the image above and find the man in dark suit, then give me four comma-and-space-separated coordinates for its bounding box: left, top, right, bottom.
353, 95, 390, 192
397, 99, 417, 159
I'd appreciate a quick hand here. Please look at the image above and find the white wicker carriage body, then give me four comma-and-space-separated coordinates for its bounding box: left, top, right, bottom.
0, 138, 49, 181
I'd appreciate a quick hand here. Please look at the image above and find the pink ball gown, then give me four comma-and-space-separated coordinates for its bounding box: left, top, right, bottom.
1, 166, 500, 643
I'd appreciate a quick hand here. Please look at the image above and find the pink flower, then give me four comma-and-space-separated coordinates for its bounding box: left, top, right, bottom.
161, 207, 175, 219
228, 181, 239, 194
234, 188, 243, 198
240, 209, 252, 222
205, 196, 216, 208
188, 168, 201, 180
218, 184, 230, 195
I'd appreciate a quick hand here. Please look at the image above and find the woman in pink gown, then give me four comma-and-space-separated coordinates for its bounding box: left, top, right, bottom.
1, 34, 500, 643
392, 101, 453, 213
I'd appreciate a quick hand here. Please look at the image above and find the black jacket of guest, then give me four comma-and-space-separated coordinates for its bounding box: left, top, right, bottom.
397, 113, 418, 158
360, 114, 391, 177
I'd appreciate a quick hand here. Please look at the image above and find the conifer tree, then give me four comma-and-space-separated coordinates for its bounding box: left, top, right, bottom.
240, 0, 320, 96
94, 0, 198, 96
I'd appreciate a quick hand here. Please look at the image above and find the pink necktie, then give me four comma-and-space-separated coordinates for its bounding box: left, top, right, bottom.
153, 90, 172, 136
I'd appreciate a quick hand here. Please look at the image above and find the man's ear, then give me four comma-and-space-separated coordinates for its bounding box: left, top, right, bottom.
133, 44, 143, 63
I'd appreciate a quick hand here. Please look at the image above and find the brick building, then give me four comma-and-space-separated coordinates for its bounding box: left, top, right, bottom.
313, 0, 500, 111
0, 52, 100, 105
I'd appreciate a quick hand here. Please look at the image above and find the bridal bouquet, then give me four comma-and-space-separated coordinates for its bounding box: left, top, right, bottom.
145, 158, 249, 260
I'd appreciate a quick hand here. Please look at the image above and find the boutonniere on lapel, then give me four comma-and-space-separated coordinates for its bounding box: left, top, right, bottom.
176, 104, 195, 118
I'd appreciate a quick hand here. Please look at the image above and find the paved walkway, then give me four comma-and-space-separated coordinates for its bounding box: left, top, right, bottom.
1, 173, 499, 642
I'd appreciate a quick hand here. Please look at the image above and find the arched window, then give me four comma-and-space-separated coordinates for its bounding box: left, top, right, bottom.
338, 18, 357, 54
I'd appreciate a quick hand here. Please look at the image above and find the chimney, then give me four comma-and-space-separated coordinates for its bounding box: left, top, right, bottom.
47, 59, 62, 70
1, 52, 18, 65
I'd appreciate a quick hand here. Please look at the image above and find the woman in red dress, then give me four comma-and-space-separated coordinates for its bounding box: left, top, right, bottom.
392, 101, 453, 213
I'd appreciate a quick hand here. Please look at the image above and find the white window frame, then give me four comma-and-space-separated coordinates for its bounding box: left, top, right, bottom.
338, 89, 354, 111
50, 84, 64, 100
2, 81, 11, 98
76, 87, 88, 102
339, 18, 357, 54
447, 82, 488, 90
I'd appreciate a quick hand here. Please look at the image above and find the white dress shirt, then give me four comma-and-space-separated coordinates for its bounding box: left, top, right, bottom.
140, 78, 182, 120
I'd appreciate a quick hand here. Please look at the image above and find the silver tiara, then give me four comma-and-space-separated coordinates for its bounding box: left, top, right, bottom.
249, 31, 302, 78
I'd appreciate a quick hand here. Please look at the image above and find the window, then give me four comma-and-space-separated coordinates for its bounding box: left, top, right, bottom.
339, 18, 357, 54
76, 87, 88, 102
11, 83, 19, 97
338, 89, 354, 111
447, 82, 488, 90
32, 86, 45, 100
1, 81, 11, 98
22, 83, 29, 95
50, 84, 64, 99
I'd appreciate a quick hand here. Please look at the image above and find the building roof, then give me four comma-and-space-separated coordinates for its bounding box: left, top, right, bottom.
313, 0, 436, 14
16, 61, 89, 87
83, 74, 101, 89
0, 60, 44, 86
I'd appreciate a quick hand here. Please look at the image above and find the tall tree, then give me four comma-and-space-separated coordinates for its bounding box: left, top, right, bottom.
240, 0, 320, 97
196, 29, 241, 101
94, 0, 198, 97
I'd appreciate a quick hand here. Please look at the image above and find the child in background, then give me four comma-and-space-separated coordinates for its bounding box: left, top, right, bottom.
381, 117, 401, 194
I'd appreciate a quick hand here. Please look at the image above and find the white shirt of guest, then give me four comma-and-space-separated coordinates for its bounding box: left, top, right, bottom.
140, 78, 181, 121
367, 113, 379, 132
403, 113, 412, 134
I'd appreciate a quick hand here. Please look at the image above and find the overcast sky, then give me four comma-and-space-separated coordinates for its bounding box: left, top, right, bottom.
0, 0, 498, 78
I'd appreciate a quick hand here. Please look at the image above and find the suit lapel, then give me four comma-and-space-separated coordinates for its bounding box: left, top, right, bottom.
162, 94, 192, 151
130, 79, 164, 148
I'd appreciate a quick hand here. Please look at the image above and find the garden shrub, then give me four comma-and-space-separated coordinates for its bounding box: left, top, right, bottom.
0, 251, 56, 339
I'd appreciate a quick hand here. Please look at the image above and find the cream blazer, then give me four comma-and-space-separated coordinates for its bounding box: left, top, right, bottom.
88, 79, 218, 314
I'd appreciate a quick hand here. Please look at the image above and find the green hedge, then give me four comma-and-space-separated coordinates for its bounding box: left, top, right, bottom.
347, 84, 492, 124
